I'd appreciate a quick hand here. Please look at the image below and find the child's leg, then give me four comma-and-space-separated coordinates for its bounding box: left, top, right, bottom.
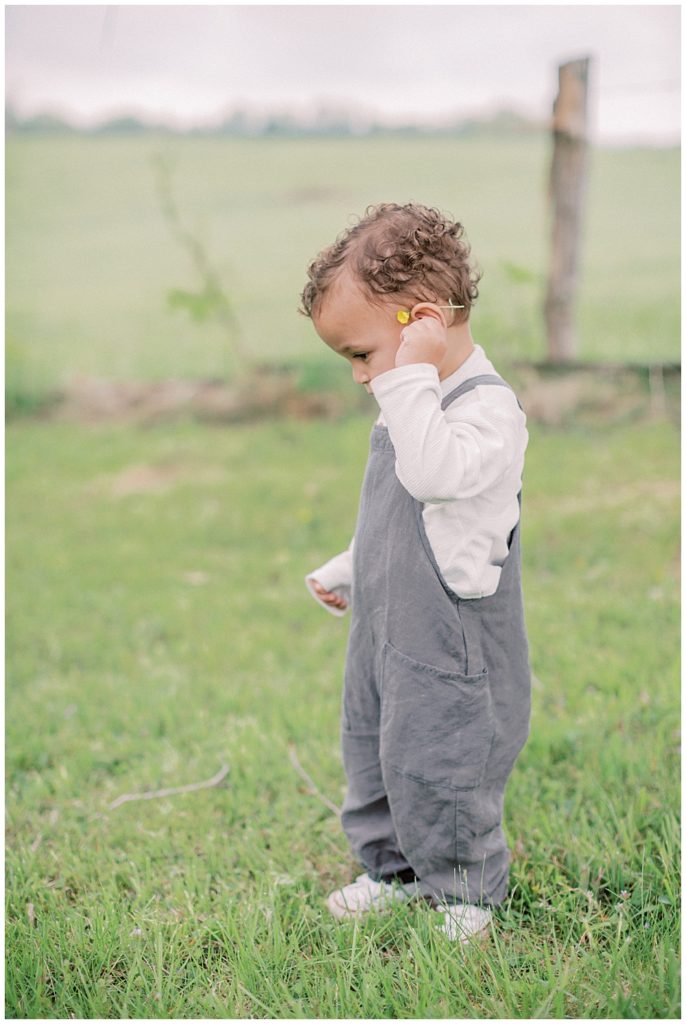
377, 602, 531, 909
340, 729, 418, 881
339, 617, 418, 882
380, 768, 513, 907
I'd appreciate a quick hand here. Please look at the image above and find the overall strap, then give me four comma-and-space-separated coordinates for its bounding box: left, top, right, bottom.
441, 373, 523, 412
441, 373, 525, 512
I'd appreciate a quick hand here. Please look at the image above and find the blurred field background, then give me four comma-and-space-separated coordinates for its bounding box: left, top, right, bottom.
6, 126, 680, 1018
6, 133, 679, 407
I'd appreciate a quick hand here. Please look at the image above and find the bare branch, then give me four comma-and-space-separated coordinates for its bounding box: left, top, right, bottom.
288, 743, 341, 817
108, 763, 230, 811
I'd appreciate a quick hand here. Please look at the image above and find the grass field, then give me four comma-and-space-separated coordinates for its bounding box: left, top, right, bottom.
6, 408, 680, 1018
6, 133, 680, 402
6, 131, 680, 1016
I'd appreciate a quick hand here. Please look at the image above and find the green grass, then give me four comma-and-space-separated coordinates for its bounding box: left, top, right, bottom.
6, 411, 680, 1018
6, 134, 680, 400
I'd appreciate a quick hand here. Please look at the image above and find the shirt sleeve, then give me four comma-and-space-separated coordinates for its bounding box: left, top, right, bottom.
370, 363, 517, 502
304, 536, 354, 617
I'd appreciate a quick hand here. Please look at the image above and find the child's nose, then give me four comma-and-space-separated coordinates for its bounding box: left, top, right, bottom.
352, 364, 369, 385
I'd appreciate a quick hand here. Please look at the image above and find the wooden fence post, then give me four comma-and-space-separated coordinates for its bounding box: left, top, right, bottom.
544, 57, 591, 362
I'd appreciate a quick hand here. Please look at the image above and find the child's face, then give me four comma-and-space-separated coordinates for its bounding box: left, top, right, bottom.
312, 272, 404, 393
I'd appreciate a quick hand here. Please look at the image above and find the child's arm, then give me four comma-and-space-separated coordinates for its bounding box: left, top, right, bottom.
371, 365, 522, 502
304, 536, 354, 616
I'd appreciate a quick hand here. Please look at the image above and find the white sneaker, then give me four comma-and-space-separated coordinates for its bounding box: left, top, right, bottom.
435, 902, 493, 943
326, 872, 421, 920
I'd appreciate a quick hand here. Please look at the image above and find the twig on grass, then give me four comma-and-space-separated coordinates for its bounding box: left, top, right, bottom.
107, 763, 230, 811
288, 743, 341, 817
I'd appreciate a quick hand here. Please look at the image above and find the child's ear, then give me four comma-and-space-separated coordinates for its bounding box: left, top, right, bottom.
410, 302, 448, 327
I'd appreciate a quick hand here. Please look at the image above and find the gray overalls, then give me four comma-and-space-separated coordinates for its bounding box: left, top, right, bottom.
339, 373, 532, 908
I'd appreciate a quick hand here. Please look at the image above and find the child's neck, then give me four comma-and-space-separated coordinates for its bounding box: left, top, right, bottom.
438, 322, 476, 380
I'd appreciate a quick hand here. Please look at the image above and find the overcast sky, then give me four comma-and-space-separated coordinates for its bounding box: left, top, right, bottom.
5, 4, 681, 145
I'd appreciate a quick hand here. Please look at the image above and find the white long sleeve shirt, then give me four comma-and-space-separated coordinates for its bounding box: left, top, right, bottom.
305, 343, 529, 615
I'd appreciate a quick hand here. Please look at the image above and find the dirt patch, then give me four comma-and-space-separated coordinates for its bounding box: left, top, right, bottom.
506, 362, 679, 428
12, 362, 680, 429
47, 368, 351, 427
86, 462, 226, 498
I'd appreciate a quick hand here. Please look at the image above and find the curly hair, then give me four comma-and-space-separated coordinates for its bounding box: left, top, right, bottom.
298, 202, 482, 325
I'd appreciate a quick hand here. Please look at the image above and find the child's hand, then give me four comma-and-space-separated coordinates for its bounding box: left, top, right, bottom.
395, 314, 448, 369
310, 578, 348, 610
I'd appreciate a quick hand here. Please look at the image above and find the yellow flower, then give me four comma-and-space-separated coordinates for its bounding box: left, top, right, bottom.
396, 309, 411, 324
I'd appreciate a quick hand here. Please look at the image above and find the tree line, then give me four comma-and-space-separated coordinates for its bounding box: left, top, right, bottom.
5, 103, 544, 139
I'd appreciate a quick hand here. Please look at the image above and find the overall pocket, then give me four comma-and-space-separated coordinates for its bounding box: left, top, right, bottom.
379, 640, 495, 792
